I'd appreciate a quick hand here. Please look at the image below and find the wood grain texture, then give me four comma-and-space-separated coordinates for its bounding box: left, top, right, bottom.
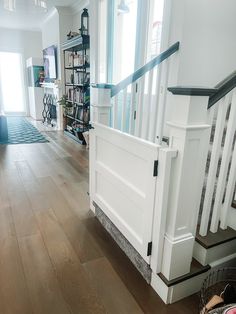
18, 233, 71, 314
36, 209, 106, 314
84, 257, 144, 314
0, 129, 199, 314
0, 236, 33, 314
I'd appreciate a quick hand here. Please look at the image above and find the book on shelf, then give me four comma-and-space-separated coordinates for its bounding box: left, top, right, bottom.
73, 106, 77, 117
83, 109, 90, 123
67, 88, 74, 102
75, 89, 83, 103
68, 52, 73, 67
67, 125, 73, 132
66, 51, 90, 68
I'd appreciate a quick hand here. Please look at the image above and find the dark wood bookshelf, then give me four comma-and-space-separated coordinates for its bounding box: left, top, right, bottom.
62, 35, 90, 144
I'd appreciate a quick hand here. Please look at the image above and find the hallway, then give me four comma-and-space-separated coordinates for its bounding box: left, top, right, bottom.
0, 131, 198, 314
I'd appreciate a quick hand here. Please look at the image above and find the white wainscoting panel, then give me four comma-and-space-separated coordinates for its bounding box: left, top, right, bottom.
90, 123, 160, 262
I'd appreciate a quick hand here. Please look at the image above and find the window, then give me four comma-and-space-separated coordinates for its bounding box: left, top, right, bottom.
0, 52, 26, 113
98, 0, 165, 83
98, 0, 108, 82
112, 0, 138, 83
146, 0, 165, 62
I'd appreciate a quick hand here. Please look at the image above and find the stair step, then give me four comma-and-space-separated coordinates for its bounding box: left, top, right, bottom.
158, 259, 210, 287
196, 227, 236, 249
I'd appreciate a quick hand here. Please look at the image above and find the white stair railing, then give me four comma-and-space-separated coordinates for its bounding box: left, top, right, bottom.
199, 78, 236, 236
91, 42, 180, 143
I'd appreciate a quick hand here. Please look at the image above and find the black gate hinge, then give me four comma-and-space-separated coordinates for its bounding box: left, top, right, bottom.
134, 111, 136, 120
153, 160, 159, 177
147, 242, 152, 256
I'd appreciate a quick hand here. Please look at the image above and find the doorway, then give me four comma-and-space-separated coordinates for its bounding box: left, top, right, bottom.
0, 52, 26, 115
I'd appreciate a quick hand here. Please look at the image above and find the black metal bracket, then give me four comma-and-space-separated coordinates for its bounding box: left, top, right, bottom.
153, 160, 159, 177
147, 242, 152, 256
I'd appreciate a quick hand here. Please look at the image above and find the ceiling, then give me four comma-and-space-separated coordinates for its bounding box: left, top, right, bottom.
0, 0, 76, 30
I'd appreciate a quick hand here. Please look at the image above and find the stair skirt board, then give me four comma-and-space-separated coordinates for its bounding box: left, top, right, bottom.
193, 238, 236, 266
94, 202, 152, 283
151, 269, 210, 304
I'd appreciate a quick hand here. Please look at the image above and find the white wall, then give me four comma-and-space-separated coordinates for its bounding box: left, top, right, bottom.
41, 9, 60, 50
167, 0, 236, 87
164, 0, 236, 136
0, 28, 43, 114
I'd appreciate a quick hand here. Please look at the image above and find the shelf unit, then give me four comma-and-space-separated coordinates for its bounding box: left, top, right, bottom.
62, 35, 90, 144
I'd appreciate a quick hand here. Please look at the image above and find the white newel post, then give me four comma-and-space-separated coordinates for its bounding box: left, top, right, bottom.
90, 85, 112, 125
161, 87, 216, 281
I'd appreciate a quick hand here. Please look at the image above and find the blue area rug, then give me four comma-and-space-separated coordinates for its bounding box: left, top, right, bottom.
0, 117, 49, 145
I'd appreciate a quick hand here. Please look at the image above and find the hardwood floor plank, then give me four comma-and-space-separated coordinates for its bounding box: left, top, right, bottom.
84, 257, 144, 314
63, 156, 89, 179
61, 216, 104, 264
1, 166, 24, 193
0, 145, 24, 170
0, 131, 199, 314
0, 207, 15, 239
18, 233, 71, 314
54, 179, 92, 220
38, 177, 75, 223
15, 160, 37, 183
8, 188, 40, 238
35, 209, 106, 314
23, 179, 51, 212
0, 236, 33, 314
38, 142, 61, 162
45, 138, 71, 159
0, 170, 10, 210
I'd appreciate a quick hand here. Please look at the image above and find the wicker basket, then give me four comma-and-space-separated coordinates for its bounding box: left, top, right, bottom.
200, 268, 236, 312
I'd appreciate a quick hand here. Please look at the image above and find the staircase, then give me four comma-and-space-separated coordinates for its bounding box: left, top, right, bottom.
90, 43, 236, 303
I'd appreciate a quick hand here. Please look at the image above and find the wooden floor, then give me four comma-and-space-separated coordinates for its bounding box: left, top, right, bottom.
0, 131, 199, 314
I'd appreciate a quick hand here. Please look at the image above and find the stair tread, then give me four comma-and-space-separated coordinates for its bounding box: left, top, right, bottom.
196, 227, 236, 249
158, 259, 210, 287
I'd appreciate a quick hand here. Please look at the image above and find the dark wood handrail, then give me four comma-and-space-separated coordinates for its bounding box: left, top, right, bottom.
92, 42, 180, 97
208, 71, 236, 108
110, 42, 180, 97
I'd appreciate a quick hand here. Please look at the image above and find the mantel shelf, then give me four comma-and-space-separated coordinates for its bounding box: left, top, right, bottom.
40, 82, 61, 89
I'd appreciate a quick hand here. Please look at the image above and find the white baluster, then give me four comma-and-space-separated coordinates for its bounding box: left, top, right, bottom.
210, 88, 236, 232
144, 69, 154, 140
129, 82, 137, 135
220, 141, 236, 229
113, 94, 119, 130
156, 60, 169, 145
121, 87, 127, 132
199, 95, 230, 236
148, 65, 162, 142
134, 77, 145, 138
